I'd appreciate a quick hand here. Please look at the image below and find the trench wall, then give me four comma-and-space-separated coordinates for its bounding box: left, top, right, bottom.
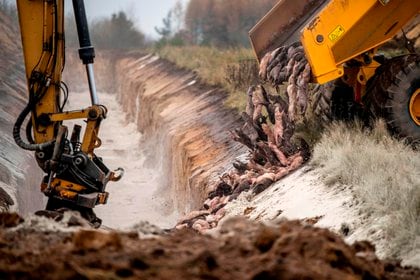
113, 54, 245, 212
49, 50, 246, 214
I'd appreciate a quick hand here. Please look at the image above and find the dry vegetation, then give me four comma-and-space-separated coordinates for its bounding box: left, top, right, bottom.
311, 120, 420, 261
154, 0, 279, 112
157, 46, 258, 110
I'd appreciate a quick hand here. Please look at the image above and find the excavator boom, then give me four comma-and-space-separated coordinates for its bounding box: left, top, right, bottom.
15, 0, 122, 227
16, 0, 65, 145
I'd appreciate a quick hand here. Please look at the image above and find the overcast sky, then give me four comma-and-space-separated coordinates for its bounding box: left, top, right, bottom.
64, 0, 187, 39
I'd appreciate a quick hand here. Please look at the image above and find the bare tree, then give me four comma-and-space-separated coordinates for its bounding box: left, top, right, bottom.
155, 0, 186, 46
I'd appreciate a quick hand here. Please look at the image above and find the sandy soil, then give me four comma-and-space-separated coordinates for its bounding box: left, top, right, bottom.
224, 166, 369, 243
224, 167, 356, 228
223, 163, 419, 268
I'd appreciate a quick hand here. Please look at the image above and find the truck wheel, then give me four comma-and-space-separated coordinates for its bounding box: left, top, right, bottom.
387, 61, 420, 142
365, 55, 420, 144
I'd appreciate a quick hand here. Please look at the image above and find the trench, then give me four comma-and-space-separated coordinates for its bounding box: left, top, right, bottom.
1, 48, 245, 229
89, 53, 245, 228
112, 54, 245, 213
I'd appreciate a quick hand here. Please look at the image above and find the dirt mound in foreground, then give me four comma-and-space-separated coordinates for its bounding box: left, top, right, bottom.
0, 214, 418, 280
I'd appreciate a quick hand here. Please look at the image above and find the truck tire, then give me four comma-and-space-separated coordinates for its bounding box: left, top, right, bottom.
312, 83, 333, 122
365, 54, 420, 144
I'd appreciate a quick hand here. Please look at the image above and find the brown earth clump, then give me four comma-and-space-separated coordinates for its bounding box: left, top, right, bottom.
0, 213, 419, 280
0, 212, 23, 228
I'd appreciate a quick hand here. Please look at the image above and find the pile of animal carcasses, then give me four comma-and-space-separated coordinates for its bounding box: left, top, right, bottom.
259, 42, 314, 120
176, 81, 311, 232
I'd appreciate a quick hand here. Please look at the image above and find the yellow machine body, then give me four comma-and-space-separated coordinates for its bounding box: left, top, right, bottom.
250, 0, 420, 84
301, 0, 420, 84
17, 0, 65, 143
250, 0, 420, 138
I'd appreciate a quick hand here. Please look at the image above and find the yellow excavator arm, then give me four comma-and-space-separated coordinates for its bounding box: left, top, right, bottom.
14, 0, 123, 227
16, 0, 64, 145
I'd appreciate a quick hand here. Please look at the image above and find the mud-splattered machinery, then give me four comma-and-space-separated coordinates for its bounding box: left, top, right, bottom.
250, 0, 420, 143
14, 0, 123, 227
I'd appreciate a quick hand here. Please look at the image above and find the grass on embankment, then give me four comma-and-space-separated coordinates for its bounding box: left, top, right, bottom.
156, 46, 258, 111
311, 120, 420, 262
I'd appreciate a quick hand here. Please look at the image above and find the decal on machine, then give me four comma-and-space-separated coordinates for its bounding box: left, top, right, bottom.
328, 25, 345, 42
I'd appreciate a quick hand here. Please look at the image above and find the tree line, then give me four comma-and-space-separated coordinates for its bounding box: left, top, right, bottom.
156, 0, 277, 48
66, 0, 278, 50
65, 11, 146, 50
2, 0, 278, 50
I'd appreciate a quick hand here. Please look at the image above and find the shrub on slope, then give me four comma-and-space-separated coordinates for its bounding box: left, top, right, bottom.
311, 120, 420, 262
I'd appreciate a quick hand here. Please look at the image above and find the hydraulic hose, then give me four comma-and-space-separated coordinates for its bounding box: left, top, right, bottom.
13, 101, 54, 151
25, 118, 35, 144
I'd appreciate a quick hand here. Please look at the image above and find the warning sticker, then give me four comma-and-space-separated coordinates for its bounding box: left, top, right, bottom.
328, 25, 345, 42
